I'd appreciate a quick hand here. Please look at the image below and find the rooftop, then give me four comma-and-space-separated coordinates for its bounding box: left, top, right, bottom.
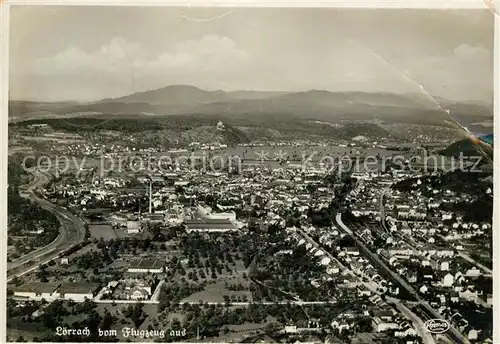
15, 282, 60, 294
185, 218, 238, 230
57, 282, 101, 295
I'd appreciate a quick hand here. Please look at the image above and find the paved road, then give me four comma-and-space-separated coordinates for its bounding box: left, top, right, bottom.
379, 188, 390, 231
295, 227, 353, 277
7, 169, 86, 282
377, 188, 476, 344
150, 279, 165, 302
13, 296, 339, 306
335, 213, 470, 344
456, 251, 492, 274
8, 172, 60, 269
382, 188, 491, 276
294, 227, 381, 296
391, 301, 436, 344
436, 234, 493, 275
336, 213, 419, 298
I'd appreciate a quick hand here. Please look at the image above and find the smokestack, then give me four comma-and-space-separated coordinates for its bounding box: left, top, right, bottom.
149, 180, 153, 214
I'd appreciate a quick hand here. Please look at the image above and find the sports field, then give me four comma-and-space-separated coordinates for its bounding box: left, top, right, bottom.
89, 224, 117, 240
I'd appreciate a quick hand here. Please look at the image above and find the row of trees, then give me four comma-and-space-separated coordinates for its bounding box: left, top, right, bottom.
8, 299, 119, 342
153, 301, 368, 341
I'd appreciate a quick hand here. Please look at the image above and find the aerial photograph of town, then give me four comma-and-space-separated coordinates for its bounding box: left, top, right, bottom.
6, 5, 494, 344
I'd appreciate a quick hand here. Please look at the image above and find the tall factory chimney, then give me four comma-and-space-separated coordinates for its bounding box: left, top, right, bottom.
149, 179, 153, 214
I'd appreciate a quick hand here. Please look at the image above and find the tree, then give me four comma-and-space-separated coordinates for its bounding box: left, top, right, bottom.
11, 276, 21, 287
265, 322, 281, 333
356, 317, 373, 332
124, 303, 145, 328
84, 310, 103, 336
77, 299, 97, 314
101, 309, 115, 330
37, 267, 49, 282
97, 237, 105, 249
84, 224, 91, 241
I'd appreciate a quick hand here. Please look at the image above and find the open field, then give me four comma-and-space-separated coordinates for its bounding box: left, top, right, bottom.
6, 320, 51, 342
89, 224, 117, 240
182, 280, 252, 303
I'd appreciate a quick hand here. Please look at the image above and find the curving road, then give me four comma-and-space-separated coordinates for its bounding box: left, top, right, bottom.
335, 213, 470, 344
390, 300, 436, 344
7, 169, 86, 282
9, 172, 57, 265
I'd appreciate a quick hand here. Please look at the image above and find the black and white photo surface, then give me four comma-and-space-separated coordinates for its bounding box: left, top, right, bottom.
6, 5, 495, 343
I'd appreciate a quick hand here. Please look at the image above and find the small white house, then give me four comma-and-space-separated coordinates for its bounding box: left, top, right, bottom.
126, 221, 141, 234
468, 329, 479, 341
442, 273, 454, 288
440, 261, 450, 271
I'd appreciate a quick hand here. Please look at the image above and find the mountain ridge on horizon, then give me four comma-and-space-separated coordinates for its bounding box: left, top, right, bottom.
10, 84, 493, 107
9, 84, 493, 125
100, 84, 492, 107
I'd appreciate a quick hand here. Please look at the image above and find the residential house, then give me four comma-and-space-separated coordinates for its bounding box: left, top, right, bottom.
442, 273, 454, 288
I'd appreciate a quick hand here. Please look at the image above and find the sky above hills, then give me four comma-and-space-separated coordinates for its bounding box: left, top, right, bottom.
9, 7, 493, 103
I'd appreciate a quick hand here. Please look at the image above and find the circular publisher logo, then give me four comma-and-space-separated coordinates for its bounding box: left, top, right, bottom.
424, 319, 450, 334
